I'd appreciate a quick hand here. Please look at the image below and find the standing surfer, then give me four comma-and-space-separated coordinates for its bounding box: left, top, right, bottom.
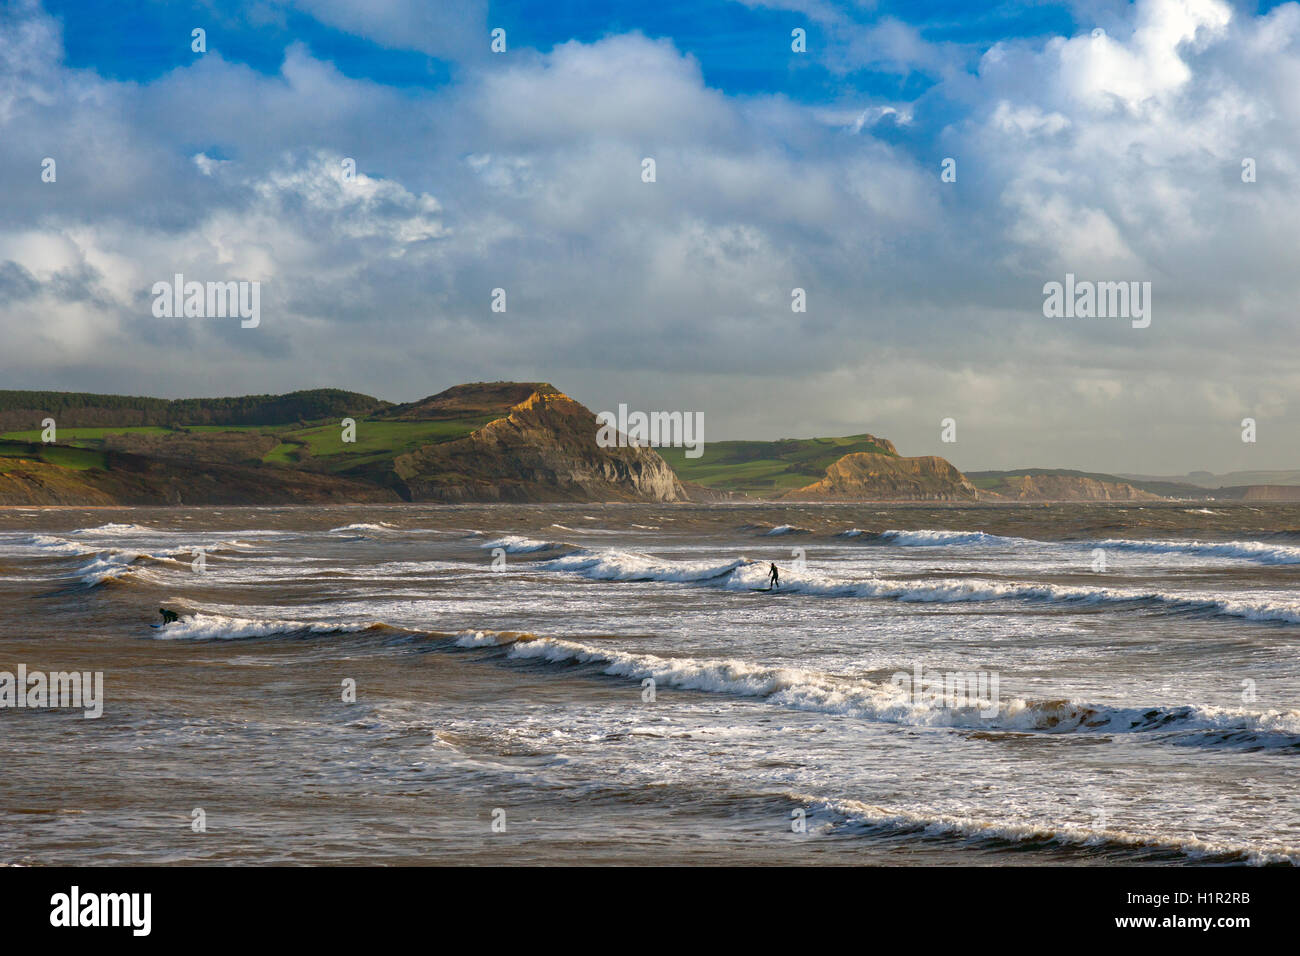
768, 563, 779, 590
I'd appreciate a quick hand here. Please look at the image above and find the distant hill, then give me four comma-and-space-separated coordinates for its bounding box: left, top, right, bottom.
661, 433, 988, 501
0, 388, 389, 430
0, 383, 683, 505
1118, 469, 1300, 489
966, 468, 1183, 500
782, 451, 978, 501
658, 434, 899, 497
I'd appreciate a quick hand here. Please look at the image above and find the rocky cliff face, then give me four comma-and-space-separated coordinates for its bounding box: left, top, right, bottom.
984, 474, 1163, 501
782, 451, 979, 501
392, 387, 687, 503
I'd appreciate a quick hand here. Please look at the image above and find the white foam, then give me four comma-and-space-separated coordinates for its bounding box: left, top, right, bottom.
879, 529, 1021, 547
481, 535, 563, 554
329, 522, 397, 533
19, 534, 98, 555
149, 612, 377, 640
71, 522, 160, 536
475, 632, 1300, 747
1095, 537, 1300, 565
544, 549, 747, 583
803, 796, 1300, 865
875, 527, 1300, 566
535, 542, 1300, 624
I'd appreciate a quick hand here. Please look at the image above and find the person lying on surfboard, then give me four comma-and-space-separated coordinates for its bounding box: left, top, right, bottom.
768, 563, 779, 589
158, 607, 180, 625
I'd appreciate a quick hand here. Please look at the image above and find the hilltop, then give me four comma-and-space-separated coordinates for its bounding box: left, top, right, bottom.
657, 434, 900, 497
0, 383, 684, 505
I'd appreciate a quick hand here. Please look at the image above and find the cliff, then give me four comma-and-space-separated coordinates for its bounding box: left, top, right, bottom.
388, 386, 686, 502
781, 451, 979, 501
979, 474, 1164, 501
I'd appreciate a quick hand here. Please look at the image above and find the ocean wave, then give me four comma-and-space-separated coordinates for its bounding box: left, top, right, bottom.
800, 796, 1299, 865
147, 611, 393, 641
764, 525, 810, 536
876, 529, 1024, 547
17, 533, 100, 555
461, 632, 1300, 751
544, 549, 747, 583
76, 552, 153, 586
64, 540, 252, 587
481, 535, 565, 554
868, 527, 1300, 566
71, 522, 160, 536
1094, 537, 1300, 565
534, 543, 1300, 624
454, 629, 542, 648
329, 522, 397, 533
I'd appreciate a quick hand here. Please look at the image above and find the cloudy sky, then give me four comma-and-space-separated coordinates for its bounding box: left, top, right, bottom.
2, 0, 1297, 474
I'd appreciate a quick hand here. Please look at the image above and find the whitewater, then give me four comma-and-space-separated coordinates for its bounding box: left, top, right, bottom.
2, 501, 1298, 865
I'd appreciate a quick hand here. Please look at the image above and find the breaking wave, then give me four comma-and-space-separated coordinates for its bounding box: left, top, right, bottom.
532, 544, 1300, 624
448, 632, 1300, 752
799, 796, 1299, 865
147, 611, 395, 641
862, 527, 1300, 566
481, 535, 566, 554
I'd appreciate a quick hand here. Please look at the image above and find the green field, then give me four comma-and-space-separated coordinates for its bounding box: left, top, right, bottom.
261, 417, 497, 471
0, 426, 172, 443
0, 440, 108, 470
0, 416, 496, 476
659, 434, 897, 495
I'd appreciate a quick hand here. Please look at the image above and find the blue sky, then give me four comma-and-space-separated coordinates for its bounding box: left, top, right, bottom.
46, 1, 1078, 95
4, 0, 1300, 473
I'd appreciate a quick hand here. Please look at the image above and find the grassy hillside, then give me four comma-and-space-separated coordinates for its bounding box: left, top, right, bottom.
0, 439, 107, 470
0, 382, 547, 503
659, 434, 898, 496
262, 417, 499, 472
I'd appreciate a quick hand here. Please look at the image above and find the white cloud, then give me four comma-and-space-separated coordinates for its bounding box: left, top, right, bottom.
2, 0, 1300, 471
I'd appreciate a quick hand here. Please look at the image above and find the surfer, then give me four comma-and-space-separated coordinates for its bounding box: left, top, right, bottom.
158, 607, 179, 625
768, 563, 779, 590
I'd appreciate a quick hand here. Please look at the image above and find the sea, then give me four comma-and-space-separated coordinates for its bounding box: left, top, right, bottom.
2, 502, 1298, 865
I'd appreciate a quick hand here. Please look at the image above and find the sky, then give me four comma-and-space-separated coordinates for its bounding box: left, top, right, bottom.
1, 0, 1298, 474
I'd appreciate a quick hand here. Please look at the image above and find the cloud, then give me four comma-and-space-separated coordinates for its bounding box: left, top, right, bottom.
286, 0, 489, 60
2, 0, 1300, 473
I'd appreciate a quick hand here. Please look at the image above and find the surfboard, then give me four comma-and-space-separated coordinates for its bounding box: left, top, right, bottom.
750, 587, 774, 592
150, 623, 166, 629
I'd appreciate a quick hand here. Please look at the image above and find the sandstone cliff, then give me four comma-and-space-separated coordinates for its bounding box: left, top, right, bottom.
781, 451, 979, 501
389, 386, 687, 503
981, 474, 1163, 501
